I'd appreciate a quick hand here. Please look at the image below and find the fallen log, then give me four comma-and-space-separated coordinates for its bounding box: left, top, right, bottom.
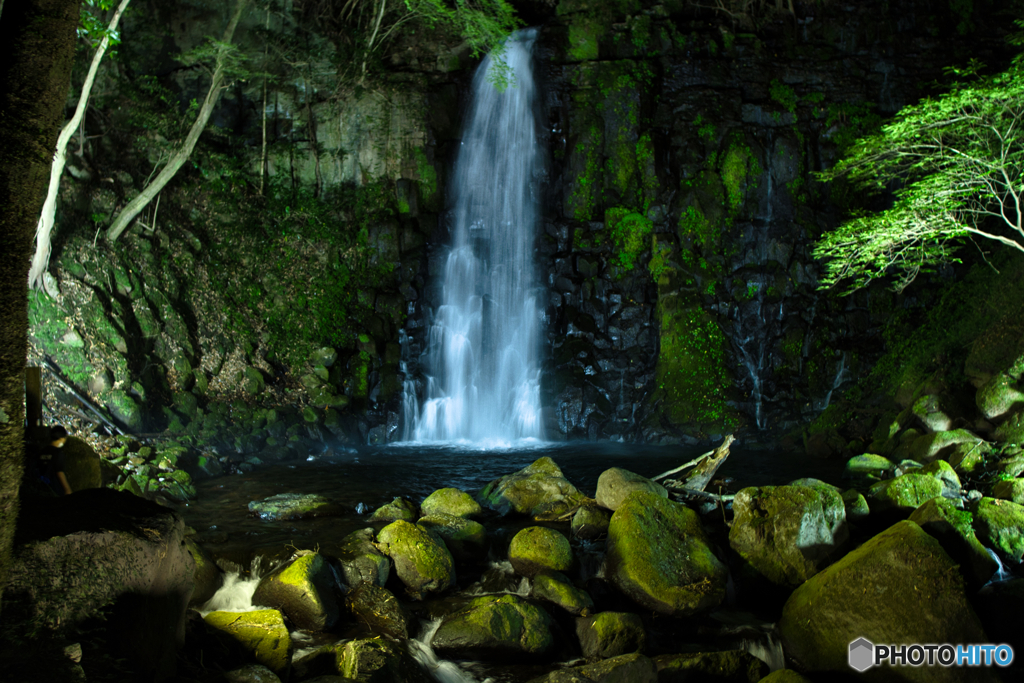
663, 434, 734, 493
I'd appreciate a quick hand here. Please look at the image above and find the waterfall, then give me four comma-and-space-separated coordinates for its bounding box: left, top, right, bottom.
408, 30, 544, 443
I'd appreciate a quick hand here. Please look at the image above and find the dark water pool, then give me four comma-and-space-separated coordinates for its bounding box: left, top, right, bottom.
182, 440, 845, 563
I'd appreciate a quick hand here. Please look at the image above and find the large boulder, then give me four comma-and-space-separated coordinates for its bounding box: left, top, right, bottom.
605, 491, 728, 616
204, 609, 292, 677
868, 473, 944, 514
334, 528, 389, 587
252, 551, 340, 631
779, 520, 994, 682
421, 487, 482, 518
370, 496, 418, 522
976, 372, 1024, 420
971, 497, 1024, 563
653, 651, 768, 682
376, 520, 455, 600
345, 582, 409, 640
575, 612, 646, 660
248, 493, 346, 521
908, 497, 998, 591
907, 429, 983, 463
417, 512, 487, 561
532, 570, 594, 616
187, 537, 222, 606
332, 636, 431, 682
478, 457, 585, 517
571, 504, 611, 540
595, 468, 667, 511
508, 526, 573, 577
431, 594, 555, 660
526, 653, 657, 683
5, 489, 194, 681
729, 485, 848, 586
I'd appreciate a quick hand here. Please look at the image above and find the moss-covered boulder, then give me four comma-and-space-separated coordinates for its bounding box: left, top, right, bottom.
509, 526, 573, 577
843, 453, 895, 481
376, 520, 455, 600
421, 487, 482, 518
994, 409, 1024, 443
370, 496, 418, 522
204, 609, 292, 677
842, 489, 870, 521
729, 485, 848, 586
595, 467, 667, 511
575, 611, 645, 660
331, 636, 431, 682
907, 429, 983, 463
345, 582, 408, 640
992, 478, 1024, 504
868, 473, 944, 514
920, 459, 962, 497
431, 594, 555, 660
248, 493, 347, 521
335, 528, 389, 587
978, 372, 1024, 420
531, 570, 593, 616
653, 650, 768, 682
252, 551, 339, 631
971, 496, 1024, 563
571, 504, 611, 540
908, 497, 998, 591
526, 652, 657, 683
778, 521, 993, 682
186, 537, 222, 606
61, 436, 102, 491
478, 457, 585, 517
417, 512, 486, 561
606, 491, 728, 616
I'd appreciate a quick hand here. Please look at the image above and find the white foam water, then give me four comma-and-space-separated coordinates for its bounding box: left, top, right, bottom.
409, 619, 494, 683
198, 556, 271, 615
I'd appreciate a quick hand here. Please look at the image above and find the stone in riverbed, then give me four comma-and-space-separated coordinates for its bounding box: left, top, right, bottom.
575, 611, 645, 660
868, 473, 944, 513
653, 650, 768, 682
376, 520, 455, 600
595, 467, 667, 511
345, 582, 408, 640
251, 551, 339, 631
843, 453, 895, 481
421, 487, 482, 518
331, 636, 432, 682
204, 609, 292, 676
571, 504, 611, 540
432, 594, 555, 660
335, 528, 389, 587
247, 493, 346, 521
908, 497, 997, 592
606, 491, 728, 616
417, 512, 487, 561
509, 526, 573, 577
186, 537, 222, 606
531, 569, 593, 616
525, 653, 657, 683
976, 372, 1024, 420
478, 457, 585, 517
992, 477, 1024, 504
729, 485, 848, 587
778, 520, 995, 683
971, 496, 1024, 563
370, 496, 418, 522
223, 664, 281, 683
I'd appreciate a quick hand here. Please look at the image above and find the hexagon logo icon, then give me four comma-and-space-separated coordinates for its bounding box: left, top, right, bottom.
849, 637, 875, 672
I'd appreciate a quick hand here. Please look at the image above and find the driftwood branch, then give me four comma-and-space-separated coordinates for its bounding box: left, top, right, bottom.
663, 434, 735, 493
669, 488, 735, 503
652, 449, 715, 481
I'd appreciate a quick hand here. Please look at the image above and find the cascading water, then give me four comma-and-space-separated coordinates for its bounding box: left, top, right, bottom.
407, 31, 543, 443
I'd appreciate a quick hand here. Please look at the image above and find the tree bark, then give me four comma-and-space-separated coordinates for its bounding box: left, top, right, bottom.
29, 0, 131, 289
0, 0, 81, 613
106, 0, 249, 242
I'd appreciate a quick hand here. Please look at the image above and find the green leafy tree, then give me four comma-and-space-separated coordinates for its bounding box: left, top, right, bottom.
814, 48, 1024, 293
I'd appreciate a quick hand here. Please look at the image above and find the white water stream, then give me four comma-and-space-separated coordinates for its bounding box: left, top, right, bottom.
407, 30, 544, 442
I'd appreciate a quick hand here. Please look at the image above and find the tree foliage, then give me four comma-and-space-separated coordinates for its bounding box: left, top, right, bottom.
814, 43, 1024, 293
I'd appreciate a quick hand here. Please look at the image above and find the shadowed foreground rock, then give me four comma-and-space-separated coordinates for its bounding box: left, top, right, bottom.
5, 488, 195, 681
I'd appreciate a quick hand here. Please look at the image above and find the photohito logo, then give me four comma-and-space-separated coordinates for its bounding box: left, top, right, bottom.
849, 638, 1014, 671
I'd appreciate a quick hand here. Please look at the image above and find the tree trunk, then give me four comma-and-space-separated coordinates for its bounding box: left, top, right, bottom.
106, 0, 249, 242
29, 0, 131, 289
0, 0, 81, 613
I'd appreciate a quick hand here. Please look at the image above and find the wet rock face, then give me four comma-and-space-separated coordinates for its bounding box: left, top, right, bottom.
251, 551, 340, 632
432, 594, 556, 660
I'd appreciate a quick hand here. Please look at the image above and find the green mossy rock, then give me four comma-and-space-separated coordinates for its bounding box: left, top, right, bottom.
994, 410, 1024, 444
948, 440, 991, 474
248, 493, 347, 521
531, 569, 593, 616
526, 653, 657, 683
421, 487, 482, 518
842, 489, 870, 521
971, 497, 1024, 563
606, 491, 728, 616
370, 496, 418, 522
729, 485, 848, 587
431, 594, 555, 660
911, 394, 953, 433
252, 551, 339, 631
417, 513, 486, 561
335, 528, 390, 587
345, 582, 408, 640
204, 609, 292, 676
509, 526, 573, 577
595, 467, 667, 511
976, 373, 1024, 420
907, 429, 983, 463
186, 537, 222, 606
843, 453, 895, 480
332, 636, 431, 682
778, 521, 993, 683
575, 611, 645, 660
376, 520, 455, 600
992, 478, 1024, 504
908, 497, 997, 591
653, 650, 768, 683
478, 457, 585, 517
868, 473, 944, 513
61, 436, 102, 491
571, 504, 611, 540
919, 459, 961, 498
